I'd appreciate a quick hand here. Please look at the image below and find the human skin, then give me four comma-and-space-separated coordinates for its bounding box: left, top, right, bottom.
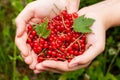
34, 0, 120, 73
15, 0, 120, 73
15, 0, 80, 70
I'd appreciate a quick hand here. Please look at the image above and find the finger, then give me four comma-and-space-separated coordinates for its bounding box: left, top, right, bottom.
67, 0, 80, 13
24, 53, 33, 65
28, 18, 41, 25
69, 43, 104, 68
29, 51, 38, 70
15, 32, 29, 57
24, 44, 33, 64
85, 34, 93, 49
41, 60, 69, 72
43, 67, 64, 73
41, 60, 91, 72
34, 70, 44, 74
37, 61, 64, 73
69, 14, 105, 67
15, 3, 34, 37
68, 61, 91, 69
85, 42, 92, 50
36, 63, 45, 71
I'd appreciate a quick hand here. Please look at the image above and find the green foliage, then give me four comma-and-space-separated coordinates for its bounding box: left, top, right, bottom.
0, 0, 33, 80
0, 0, 120, 80
80, 0, 103, 8
73, 15, 94, 33
35, 20, 51, 39
59, 69, 85, 80
23, 76, 29, 80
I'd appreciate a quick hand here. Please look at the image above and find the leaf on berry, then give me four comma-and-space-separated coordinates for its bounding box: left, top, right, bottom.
42, 29, 51, 39
73, 15, 95, 33
35, 19, 51, 39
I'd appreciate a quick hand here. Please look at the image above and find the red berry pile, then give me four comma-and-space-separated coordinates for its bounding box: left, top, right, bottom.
26, 10, 87, 63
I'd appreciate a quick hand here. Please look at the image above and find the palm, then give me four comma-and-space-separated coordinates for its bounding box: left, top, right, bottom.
33, 17, 106, 73
80, 21, 106, 63
22, 0, 80, 25
15, 0, 80, 70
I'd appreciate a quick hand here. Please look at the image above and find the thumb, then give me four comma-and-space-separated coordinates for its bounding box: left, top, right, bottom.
68, 21, 105, 68
15, 4, 34, 37
67, 0, 80, 13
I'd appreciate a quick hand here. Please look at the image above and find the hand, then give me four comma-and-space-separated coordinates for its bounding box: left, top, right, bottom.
15, 0, 80, 70
34, 1, 109, 73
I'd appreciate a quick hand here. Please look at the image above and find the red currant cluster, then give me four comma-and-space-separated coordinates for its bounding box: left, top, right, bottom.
26, 10, 86, 63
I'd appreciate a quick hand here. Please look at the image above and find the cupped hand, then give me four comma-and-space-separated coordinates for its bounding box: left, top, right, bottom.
15, 0, 80, 71
34, 2, 109, 73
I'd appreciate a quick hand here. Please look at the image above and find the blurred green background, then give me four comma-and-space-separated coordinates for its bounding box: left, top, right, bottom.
0, 0, 120, 80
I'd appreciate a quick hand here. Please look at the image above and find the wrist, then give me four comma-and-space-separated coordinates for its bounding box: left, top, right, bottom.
102, 0, 120, 30
86, 0, 120, 30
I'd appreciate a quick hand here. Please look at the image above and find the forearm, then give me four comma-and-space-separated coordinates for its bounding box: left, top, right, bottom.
85, 0, 120, 30
102, 0, 120, 29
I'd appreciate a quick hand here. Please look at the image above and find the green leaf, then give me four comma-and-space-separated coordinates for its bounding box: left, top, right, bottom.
42, 29, 51, 39
73, 15, 95, 33
35, 19, 51, 39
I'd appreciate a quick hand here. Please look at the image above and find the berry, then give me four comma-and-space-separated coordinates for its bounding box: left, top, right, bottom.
72, 12, 78, 18
37, 56, 43, 63
26, 10, 87, 63
61, 10, 67, 16
27, 25, 33, 32
31, 30, 36, 36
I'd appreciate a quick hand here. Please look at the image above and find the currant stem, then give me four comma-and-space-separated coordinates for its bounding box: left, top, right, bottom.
66, 34, 83, 51
38, 49, 46, 56
61, 16, 67, 28
42, 57, 66, 61
56, 49, 64, 54
77, 41, 81, 51
66, 55, 74, 59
